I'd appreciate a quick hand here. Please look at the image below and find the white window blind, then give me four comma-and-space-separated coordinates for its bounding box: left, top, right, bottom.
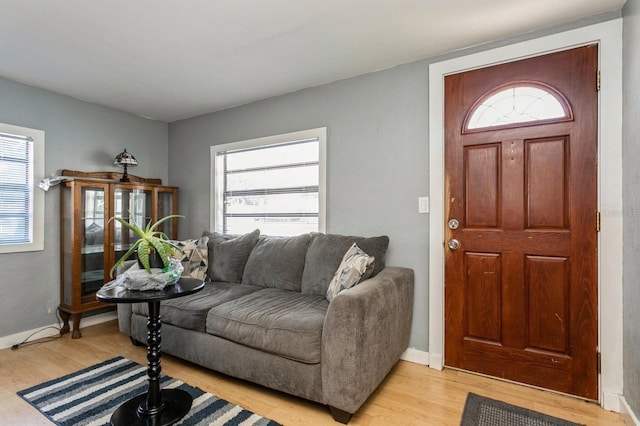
0, 122, 44, 253
0, 132, 34, 245
212, 128, 326, 236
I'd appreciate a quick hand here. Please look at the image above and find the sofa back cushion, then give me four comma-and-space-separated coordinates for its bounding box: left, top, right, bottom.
242, 234, 310, 291
301, 233, 389, 296
204, 229, 260, 283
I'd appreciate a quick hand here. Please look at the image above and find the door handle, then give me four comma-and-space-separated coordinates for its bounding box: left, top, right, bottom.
448, 239, 460, 250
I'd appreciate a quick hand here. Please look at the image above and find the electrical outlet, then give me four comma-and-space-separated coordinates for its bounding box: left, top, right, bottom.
44, 300, 55, 315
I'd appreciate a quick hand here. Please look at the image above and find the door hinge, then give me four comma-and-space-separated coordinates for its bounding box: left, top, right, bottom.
597, 351, 601, 374
596, 211, 601, 232
597, 70, 601, 91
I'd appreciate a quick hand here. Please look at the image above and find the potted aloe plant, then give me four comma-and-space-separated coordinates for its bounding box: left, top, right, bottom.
109, 214, 184, 277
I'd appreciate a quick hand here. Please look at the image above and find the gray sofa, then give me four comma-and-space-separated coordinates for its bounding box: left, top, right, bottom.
117, 231, 414, 423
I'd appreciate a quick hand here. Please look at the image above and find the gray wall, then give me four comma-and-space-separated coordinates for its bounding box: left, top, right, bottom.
168, 13, 620, 353
622, 0, 640, 417
169, 62, 431, 350
0, 76, 168, 338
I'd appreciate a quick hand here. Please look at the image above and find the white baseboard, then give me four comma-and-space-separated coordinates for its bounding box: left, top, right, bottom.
399, 348, 445, 370
401, 347, 430, 365
0, 311, 117, 350
620, 397, 640, 426
604, 391, 623, 412
427, 353, 443, 370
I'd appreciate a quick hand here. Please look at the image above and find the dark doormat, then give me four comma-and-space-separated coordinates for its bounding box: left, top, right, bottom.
460, 392, 584, 426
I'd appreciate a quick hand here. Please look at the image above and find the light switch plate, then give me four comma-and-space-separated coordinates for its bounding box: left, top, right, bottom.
418, 197, 429, 214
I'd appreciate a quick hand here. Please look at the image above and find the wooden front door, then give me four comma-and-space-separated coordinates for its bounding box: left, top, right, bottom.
444, 45, 599, 399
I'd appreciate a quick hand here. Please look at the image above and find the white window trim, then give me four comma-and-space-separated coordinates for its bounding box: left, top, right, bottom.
0, 122, 45, 253
210, 127, 327, 234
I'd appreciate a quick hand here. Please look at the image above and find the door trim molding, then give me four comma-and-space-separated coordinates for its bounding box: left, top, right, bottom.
428, 19, 623, 410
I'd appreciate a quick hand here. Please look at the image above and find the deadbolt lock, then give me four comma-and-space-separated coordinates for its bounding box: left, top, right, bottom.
448, 219, 460, 230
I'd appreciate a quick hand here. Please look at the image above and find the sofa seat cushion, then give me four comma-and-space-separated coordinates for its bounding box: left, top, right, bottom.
206, 288, 328, 364
132, 282, 262, 332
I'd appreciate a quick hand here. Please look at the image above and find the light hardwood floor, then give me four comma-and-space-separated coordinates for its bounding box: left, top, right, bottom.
0, 320, 624, 425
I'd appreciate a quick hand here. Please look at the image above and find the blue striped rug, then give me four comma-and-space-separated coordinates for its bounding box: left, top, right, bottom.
17, 356, 281, 426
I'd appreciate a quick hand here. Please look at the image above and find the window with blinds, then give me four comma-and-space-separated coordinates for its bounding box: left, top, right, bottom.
0, 123, 44, 253
211, 128, 326, 236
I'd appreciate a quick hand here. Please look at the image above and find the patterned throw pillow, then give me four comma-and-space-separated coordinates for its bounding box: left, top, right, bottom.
173, 236, 209, 281
326, 243, 375, 302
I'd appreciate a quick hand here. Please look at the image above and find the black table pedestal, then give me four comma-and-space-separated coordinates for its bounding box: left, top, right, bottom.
109, 300, 192, 426
96, 278, 204, 426
110, 389, 192, 426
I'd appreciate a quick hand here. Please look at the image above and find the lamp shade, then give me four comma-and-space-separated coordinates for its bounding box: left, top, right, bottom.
114, 149, 137, 182
114, 149, 137, 167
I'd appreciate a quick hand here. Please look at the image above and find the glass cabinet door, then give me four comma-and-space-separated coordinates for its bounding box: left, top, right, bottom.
80, 186, 106, 297
113, 187, 152, 265
156, 188, 178, 239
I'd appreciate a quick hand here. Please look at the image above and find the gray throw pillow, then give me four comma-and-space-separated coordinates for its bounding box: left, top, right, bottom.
203, 229, 260, 283
242, 234, 311, 291
301, 232, 389, 296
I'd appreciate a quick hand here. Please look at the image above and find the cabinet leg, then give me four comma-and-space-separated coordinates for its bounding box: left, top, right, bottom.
59, 309, 70, 335
71, 313, 82, 339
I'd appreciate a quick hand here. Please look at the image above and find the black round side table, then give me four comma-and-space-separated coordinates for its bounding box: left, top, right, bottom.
96, 277, 205, 426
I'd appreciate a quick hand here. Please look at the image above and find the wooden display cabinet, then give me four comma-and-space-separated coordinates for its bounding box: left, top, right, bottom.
59, 175, 178, 338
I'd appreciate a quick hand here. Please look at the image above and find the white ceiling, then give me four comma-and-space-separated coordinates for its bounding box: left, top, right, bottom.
0, 0, 626, 123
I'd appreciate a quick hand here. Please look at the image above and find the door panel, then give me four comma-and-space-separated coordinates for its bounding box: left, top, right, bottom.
465, 144, 500, 227
465, 252, 501, 343
526, 138, 568, 229
444, 45, 598, 399
526, 255, 569, 353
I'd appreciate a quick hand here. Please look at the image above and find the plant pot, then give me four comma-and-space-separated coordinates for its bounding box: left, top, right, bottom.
137, 249, 165, 270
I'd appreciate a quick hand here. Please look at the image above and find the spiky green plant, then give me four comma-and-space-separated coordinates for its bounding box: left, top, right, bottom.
109, 214, 184, 277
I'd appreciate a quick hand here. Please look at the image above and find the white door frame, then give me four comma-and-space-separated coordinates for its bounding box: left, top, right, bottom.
428, 19, 623, 411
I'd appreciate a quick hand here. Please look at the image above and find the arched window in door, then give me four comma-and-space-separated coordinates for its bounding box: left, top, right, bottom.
464, 82, 573, 133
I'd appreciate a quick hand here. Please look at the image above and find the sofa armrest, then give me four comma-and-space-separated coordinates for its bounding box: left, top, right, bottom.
321, 266, 414, 415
